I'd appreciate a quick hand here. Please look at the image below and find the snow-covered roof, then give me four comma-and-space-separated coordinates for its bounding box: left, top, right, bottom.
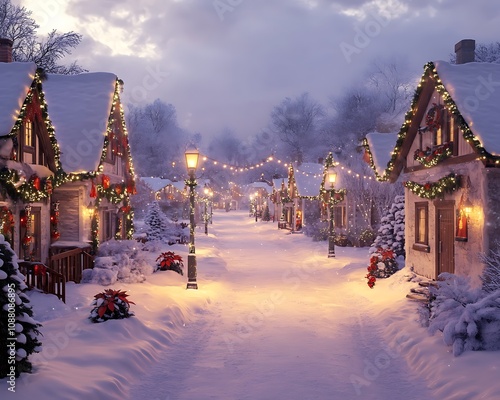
365, 132, 398, 177
250, 181, 272, 194
293, 162, 324, 197
0, 62, 37, 137
170, 181, 186, 192
435, 60, 500, 155
140, 177, 172, 192
43, 72, 117, 173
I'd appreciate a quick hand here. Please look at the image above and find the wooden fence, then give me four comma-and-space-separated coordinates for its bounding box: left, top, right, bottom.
49, 248, 94, 284
19, 262, 66, 303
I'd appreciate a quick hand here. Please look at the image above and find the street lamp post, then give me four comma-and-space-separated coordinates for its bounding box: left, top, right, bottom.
327, 165, 337, 258
210, 191, 213, 224
203, 184, 209, 235
185, 145, 200, 289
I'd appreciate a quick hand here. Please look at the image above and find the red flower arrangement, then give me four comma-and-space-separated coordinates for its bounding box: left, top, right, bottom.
155, 251, 184, 275
366, 248, 398, 289
89, 289, 135, 323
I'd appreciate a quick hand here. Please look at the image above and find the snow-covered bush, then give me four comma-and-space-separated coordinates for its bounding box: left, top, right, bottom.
154, 251, 184, 275
365, 248, 398, 288
89, 289, 135, 323
0, 235, 42, 378
427, 273, 500, 356
82, 240, 153, 285
303, 220, 329, 241
303, 202, 328, 241
144, 201, 168, 241
370, 195, 405, 258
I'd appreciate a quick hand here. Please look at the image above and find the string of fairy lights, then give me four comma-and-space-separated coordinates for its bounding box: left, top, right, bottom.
196, 152, 376, 182
0, 70, 137, 254
363, 60, 500, 183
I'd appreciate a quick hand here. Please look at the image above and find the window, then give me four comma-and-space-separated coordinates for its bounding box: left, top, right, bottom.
22, 120, 36, 164
414, 202, 430, 252
334, 205, 346, 228
433, 110, 458, 155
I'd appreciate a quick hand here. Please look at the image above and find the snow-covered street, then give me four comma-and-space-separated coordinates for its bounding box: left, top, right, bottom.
129, 211, 434, 400
3, 210, 500, 400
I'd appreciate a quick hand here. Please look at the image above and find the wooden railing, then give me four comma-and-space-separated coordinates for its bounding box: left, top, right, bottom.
19, 262, 66, 303
49, 248, 94, 284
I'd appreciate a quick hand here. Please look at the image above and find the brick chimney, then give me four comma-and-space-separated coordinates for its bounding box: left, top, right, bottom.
455, 39, 475, 64
0, 38, 13, 63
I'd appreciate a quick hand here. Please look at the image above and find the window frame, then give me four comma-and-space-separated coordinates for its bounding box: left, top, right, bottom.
413, 201, 430, 252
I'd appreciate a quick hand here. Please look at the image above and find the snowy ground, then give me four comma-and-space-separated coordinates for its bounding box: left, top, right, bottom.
2, 210, 500, 400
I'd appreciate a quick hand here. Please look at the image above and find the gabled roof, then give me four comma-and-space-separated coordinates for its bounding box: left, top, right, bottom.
363, 60, 500, 182
250, 181, 272, 194
292, 162, 323, 197
141, 177, 173, 192
0, 62, 37, 137
43, 72, 117, 173
364, 132, 399, 179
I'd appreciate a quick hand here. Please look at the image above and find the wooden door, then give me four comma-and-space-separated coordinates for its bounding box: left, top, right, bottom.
436, 202, 455, 276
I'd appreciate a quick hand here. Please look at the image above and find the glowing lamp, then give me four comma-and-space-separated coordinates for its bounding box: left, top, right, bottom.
327, 166, 337, 188
184, 145, 200, 174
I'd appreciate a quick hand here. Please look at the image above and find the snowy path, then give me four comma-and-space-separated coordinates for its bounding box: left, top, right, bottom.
128, 211, 436, 400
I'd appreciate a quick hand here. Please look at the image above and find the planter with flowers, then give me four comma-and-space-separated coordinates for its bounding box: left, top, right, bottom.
366, 248, 398, 288
155, 251, 184, 275
89, 289, 135, 323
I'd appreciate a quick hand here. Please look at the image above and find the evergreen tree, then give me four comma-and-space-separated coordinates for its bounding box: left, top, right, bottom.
370, 195, 405, 258
144, 201, 167, 241
262, 204, 270, 221
0, 235, 42, 378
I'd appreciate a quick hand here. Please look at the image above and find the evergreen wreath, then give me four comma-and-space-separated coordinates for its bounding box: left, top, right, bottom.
423, 103, 444, 132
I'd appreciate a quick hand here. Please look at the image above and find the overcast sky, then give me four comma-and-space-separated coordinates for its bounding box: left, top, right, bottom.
18, 0, 500, 141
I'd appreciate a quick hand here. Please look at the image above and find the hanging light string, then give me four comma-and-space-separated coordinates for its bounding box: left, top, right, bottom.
198, 153, 289, 172
294, 164, 374, 181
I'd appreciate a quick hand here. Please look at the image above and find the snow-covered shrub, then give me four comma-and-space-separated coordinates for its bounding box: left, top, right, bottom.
82, 240, 153, 285
154, 251, 184, 275
0, 235, 42, 378
480, 245, 500, 293
144, 201, 168, 241
303, 220, 329, 241
427, 273, 500, 356
370, 195, 405, 258
365, 248, 398, 288
89, 289, 135, 323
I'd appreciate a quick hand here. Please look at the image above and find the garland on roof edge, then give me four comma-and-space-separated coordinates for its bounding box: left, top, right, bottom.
363, 61, 500, 181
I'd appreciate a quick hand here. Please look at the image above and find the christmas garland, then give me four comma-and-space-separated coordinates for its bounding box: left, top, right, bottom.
413, 142, 453, 167
404, 173, 461, 199
363, 61, 500, 181
0, 206, 14, 244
